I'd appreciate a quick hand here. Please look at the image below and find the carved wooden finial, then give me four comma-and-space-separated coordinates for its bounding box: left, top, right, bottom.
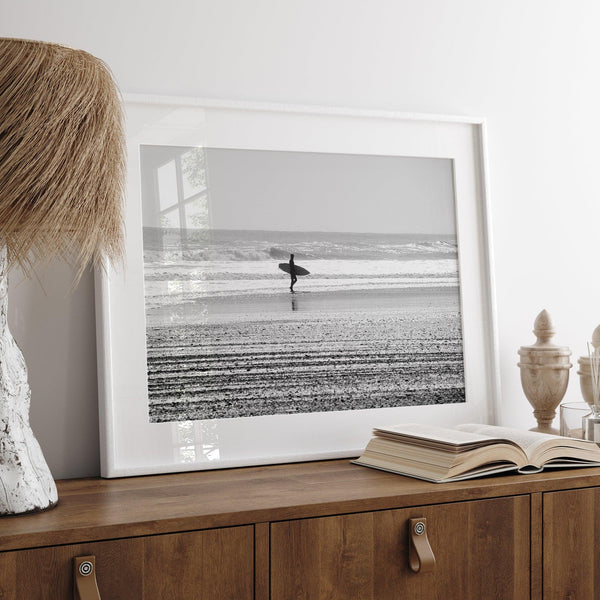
518, 309, 571, 433
533, 309, 555, 345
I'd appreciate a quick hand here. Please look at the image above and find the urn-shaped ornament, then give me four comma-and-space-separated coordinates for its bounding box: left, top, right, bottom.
578, 325, 600, 441
517, 310, 572, 434
577, 325, 600, 406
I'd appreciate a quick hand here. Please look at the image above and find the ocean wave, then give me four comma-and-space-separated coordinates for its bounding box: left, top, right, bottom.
143, 258, 458, 282
143, 228, 457, 263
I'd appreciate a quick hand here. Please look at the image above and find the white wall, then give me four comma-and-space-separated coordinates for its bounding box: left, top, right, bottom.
2, 0, 599, 479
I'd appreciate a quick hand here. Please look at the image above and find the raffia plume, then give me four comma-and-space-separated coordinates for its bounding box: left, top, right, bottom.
0, 38, 125, 280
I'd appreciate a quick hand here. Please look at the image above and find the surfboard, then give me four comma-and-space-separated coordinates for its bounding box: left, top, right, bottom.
279, 262, 310, 276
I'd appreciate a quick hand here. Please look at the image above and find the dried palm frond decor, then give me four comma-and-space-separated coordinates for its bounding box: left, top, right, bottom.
0, 38, 125, 514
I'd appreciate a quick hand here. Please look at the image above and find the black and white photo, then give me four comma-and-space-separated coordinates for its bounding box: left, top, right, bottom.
140, 145, 466, 422
96, 98, 497, 476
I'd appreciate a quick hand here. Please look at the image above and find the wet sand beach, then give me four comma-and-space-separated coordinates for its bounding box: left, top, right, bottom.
146, 287, 464, 422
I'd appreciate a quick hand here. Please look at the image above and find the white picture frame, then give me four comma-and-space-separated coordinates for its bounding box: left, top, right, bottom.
95, 94, 500, 478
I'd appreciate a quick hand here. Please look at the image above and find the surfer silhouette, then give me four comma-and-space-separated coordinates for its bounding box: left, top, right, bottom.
289, 253, 298, 292
278, 255, 309, 289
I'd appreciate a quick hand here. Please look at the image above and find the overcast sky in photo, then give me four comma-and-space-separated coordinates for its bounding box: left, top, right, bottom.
207, 148, 456, 235
142, 146, 457, 235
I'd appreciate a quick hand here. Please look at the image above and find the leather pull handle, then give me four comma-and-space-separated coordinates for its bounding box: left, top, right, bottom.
74, 556, 101, 600
408, 518, 436, 573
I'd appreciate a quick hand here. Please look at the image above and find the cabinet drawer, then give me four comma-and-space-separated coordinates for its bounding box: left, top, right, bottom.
0, 525, 253, 599
543, 487, 600, 600
271, 495, 530, 600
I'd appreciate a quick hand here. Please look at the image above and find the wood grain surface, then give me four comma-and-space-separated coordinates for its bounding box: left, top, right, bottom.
1, 460, 600, 552
0, 525, 253, 599
543, 487, 600, 599
254, 522, 270, 600
1, 460, 600, 599
530, 492, 543, 600
271, 495, 530, 600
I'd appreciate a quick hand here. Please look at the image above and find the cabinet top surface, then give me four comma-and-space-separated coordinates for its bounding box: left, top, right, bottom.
2, 459, 600, 551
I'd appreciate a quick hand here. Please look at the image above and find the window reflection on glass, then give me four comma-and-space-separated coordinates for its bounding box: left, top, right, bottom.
177, 421, 195, 445
174, 422, 220, 463
141, 144, 215, 426
167, 280, 184, 295
141, 145, 210, 309
161, 209, 181, 229
181, 148, 207, 200
157, 160, 178, 211
141, 145, 210, 236
184, 198, 209, 230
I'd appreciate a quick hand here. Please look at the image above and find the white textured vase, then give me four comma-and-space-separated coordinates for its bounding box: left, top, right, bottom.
0, 247, 57, 514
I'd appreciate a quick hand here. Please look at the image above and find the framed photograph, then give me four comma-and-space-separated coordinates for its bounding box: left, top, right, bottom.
95, 94, 500, 477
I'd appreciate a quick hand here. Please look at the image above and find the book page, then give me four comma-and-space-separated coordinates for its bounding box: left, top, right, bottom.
374, 423, 499, 447
455, 424, 562, 458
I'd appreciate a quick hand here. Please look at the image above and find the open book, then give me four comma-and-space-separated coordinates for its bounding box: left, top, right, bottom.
352, 423, 600, 483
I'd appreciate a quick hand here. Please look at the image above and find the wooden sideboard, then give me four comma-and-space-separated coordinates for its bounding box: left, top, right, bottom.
0, 459, 598, 599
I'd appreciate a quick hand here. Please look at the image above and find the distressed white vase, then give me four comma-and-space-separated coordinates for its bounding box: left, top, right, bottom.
0, 247, 57, 514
